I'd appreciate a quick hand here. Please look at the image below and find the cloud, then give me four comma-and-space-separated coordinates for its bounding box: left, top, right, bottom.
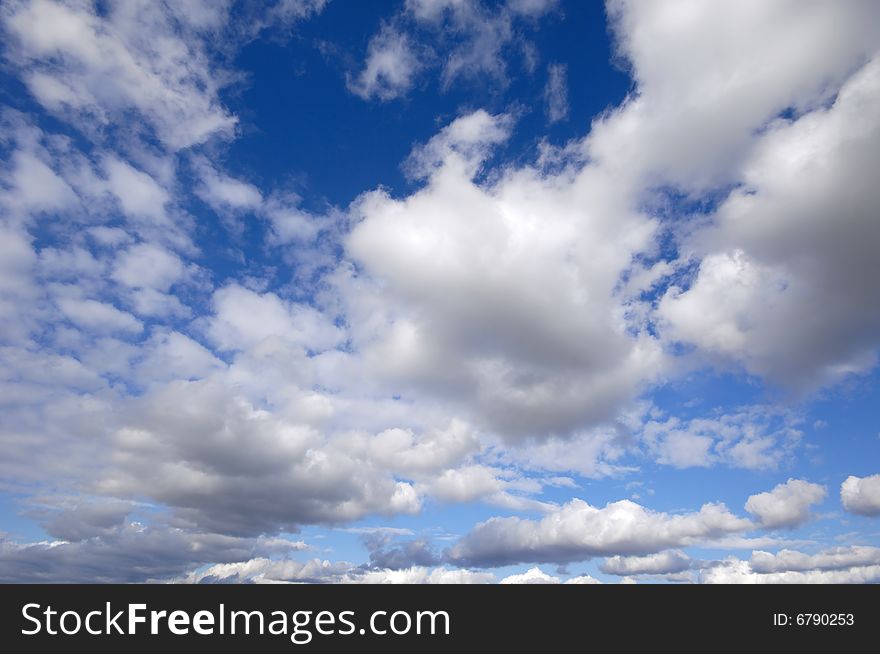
101, 157, 174, 228
841, 474, 880, 516
369, 421, 479, 476
0, 111, 192, 249
750, 546, 880, 573
745, 479, 826, 529
701, 546, 880, 584
564, 574, 602, 584
580, 0, 880, 392
423, 0, 558, 88
0, 145, 77, 220
601, 550, 691, 576
499, 566, 559, 584
1, 0, 879, 585
1, 0, 328, 150
404, 109, 514, 178
183, 555, 497, 585
405, 0, 467, 23
56, 297, 143, 335
97, 378, 423, 536
348, 24, 423, 101
498, 566, 601, 584
343, 109, 663, 439
350, 0, 559, 102
502, 424, 636, 479
364, 537, 440, 570
446, 498, 751, 567
657, 55, 880, 389
38, 501, 132, 542
1, 0, 237, 150
345, 566, 495, 584
544, 62, 569, 123
640, 406, 803, 471
206, 283, 344, 353
128, 329, 225, 386
111, 243, 186, 292
0, 523, 307, 583
192, 156, 263, 213
419, 464, 554, 512
181, 557, 350, 584
595, 0, 880, 190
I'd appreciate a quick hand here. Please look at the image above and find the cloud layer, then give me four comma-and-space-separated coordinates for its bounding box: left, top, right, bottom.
0, 0, 878, 583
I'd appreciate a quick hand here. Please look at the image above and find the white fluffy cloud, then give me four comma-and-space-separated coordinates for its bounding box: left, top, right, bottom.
207, 284, 344, 353
111, 243, 186, 292
701, 546, 880, 584
750, 546, 880, 574
446, 498, 751, 566
99, 378, 423, 535
744, 479, 826, 529
346, 566, 495, 585
101, 157, 174, 228
2, 0, 879, 584
595, 0, 880, 190
56, 297, 143, 334
343, 109, 663, 439
658, 54, 880, 388
181, 558, 498, 584
499, 566, 560, 584
601, 550, 691, 576
841, 474, 880, 516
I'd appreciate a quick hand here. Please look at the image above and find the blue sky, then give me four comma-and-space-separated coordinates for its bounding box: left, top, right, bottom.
0, 0, 879, 584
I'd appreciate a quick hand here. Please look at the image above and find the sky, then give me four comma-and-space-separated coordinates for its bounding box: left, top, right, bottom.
0, 0, 879, 584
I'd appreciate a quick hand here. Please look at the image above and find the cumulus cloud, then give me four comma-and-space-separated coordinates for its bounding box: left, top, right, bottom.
749, 546, 880, 574
446, 498, 751, 567
841, 474, 880, 516
343, 108, 663, 439
56, 297, 143, 335
369, 421, 479, 476
601, 550, 691, 576
403, 109, 514, 178
2, 0, 879, 584
98, 378, 423, 536
596, 0, 880, 190
111, 243, 186, 292
657, 55, 880, 389
0, 524, 308, 583
745, 479, 826, 529
180, 556, 495, 585
701, 546, 880, 584
206, 283, 344, 353
499, 567, 560, 584
364, 538, 440, 571
347, 566, 495, 584
587, 0, 880, 390
498, 567, 601, 584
